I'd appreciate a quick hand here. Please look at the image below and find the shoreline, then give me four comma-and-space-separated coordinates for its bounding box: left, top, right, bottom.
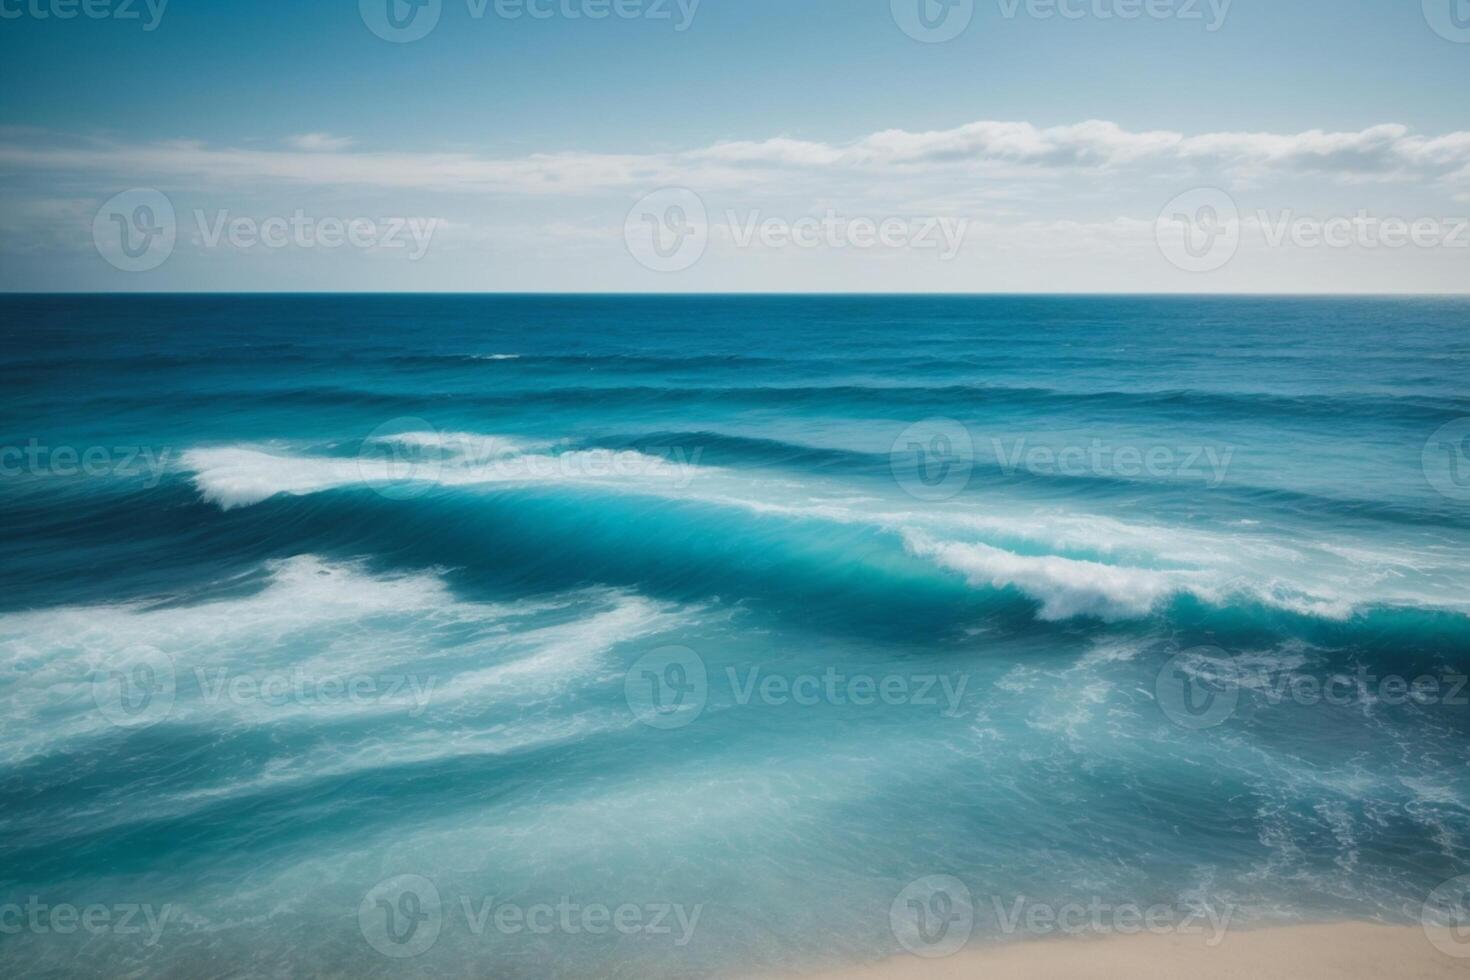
768, 923, 1469, 979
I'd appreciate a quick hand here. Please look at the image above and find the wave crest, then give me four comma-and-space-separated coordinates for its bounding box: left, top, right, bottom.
182, 434, 709, 510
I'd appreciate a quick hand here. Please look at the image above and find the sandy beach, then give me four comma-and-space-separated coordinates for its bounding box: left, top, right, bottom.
773, 923, 1470, 980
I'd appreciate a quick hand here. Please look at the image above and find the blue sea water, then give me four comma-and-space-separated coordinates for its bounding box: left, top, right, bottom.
1, 294, 1469, 978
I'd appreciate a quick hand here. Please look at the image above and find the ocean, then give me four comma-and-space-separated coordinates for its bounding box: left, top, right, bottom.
1, 294, 1468, 977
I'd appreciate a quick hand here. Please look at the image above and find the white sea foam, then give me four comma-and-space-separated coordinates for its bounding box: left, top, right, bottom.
902, 529, 1206, 621
899, 508, 1416, 621
446, 595, 682, 691
0, 556, 461, 662
695, 493, 1380, 620
182, 437, 710, 510
175, 435, 1467, 621
0, 556, 690, 765
369, 430, 543, 455
58, 713, 633, 843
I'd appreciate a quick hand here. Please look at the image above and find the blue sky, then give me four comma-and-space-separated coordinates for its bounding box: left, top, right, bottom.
2, 0, 1468, 291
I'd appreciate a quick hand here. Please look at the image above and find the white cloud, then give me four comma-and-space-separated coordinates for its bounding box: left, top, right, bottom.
6, 117, 1470, 292
849, 120, 1184, 168
3, 120, 1469, 200
286, 133, 355, 152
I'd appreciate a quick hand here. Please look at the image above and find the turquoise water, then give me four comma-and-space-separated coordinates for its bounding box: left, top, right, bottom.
1, 294, 1469, 977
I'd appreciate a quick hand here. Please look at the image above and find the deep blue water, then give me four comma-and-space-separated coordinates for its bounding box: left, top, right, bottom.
2, 294, 1469, 978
